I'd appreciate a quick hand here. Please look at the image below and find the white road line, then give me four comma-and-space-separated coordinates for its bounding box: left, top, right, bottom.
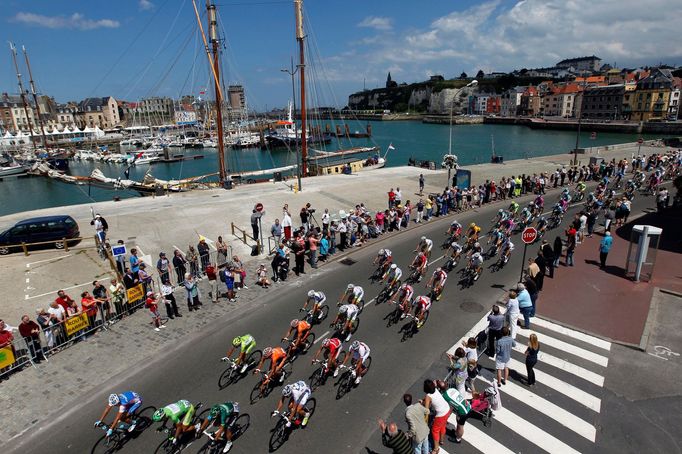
314, 330, 329, 344
512, 344, 605, 387
25, 278, 29, 283
493, 406, 582, 454
25, 281, 96, 300
527, 318, 611, 351
507, 358, 601, 412
516, 330, 609, 367
452, 419, 516, 454
26, 254, 73, 266
477, 375, 596, 441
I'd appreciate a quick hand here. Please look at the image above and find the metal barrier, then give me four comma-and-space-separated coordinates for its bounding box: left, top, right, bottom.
230, 222, 262, 253
0, 236, 95, 257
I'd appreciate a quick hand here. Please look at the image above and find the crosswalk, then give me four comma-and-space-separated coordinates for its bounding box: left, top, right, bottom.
442, 315, 611, 454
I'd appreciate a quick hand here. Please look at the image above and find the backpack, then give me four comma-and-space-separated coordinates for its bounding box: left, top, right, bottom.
219, 269, 226, 282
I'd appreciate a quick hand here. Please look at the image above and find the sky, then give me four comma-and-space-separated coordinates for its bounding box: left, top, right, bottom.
1, 0, 681, 111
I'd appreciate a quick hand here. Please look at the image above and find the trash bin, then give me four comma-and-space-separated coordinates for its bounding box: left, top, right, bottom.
273, 171, 283, 182
223, 179, 233, 190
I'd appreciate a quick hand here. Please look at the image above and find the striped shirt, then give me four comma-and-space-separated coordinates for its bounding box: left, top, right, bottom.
382, 429, 412, 454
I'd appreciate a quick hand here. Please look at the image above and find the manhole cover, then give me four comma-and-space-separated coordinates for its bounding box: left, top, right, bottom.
339, 258, 356, 266
460, 300, 484, 313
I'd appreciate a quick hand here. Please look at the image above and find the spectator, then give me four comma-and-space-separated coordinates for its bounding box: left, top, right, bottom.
0, 320, 15, 372
540, 241, 555, 279
415, 199, 424, 223
308, 233, 319, 269
80, 291, 99, 331
565, 227, 577, 267
138, 263, 153, 295
123, 267, 139, 290
388, 187, 396, 209
292, 233, 306, 275
525, 333, 540, 386
321, 208, 330, 234
403, 393, 430, 454
109, 278, 125, 317
447, 347, 468, 396
145, 292, 165, 332
395, 187, 402, 206
172, 250, 188, 284
216, 236, 229, 268
319, 234, 330, 262
36, 308, 54, 350
271, 243, 287, 282
516, 283, 533, 329
92, 280, 111, 324
19, 315, 45, 363
337, 216, 347, 251
271, 219, 282, 246
506, 289, 520, 340
439, 380, 471, 444
282, 205, 293, 241
462, 337, 479, 393
418, 173, 425, 195
524, 276, 539, 317
586, 209, 598, 237
299, 203, 311, 233
55, 290, 74, 314
160, 279, 181, 319
423, 379, 451, 452
251, 209, 261, 241
552, 236, 563, 269
114, 240, 126, 275
156, 252, 170, 283
599, 232, 613, 269
495, 326, 514, 386
90, 213, 108, 243
534, 253, 546, 290
486, 304, 504, 356
186, 245, 199, 277
183, 273, 202, 311
231, 255, 247, 289
205, 263, 218, 303
197, 238, 210, 273
378, 419, 411, 454
256, 264, 271, 288
221, 267, 236, 302
129, 248, 142, 275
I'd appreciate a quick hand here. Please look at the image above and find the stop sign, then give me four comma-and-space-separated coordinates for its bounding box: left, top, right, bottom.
522, 227, 538, 244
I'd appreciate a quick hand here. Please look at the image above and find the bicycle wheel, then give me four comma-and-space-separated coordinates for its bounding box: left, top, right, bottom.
309, 365, 326, 391
304, 397, 316, 421
91, 432, 122, 454
231, 413, 251, 440
246, 350, 263, 372
302, 333, 316, 354
356, 299, 365, 313
218, 366, 236, 389
315, 305, 329, 323
250, 379, 265, 404
335, 371, 353, 400
133, 406, 156, 433
268, 418, 290, 452
363, 356, 372, 373
154, 438, 176, 454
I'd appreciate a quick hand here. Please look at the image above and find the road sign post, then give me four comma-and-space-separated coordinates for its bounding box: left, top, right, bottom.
520, 227, 538, 281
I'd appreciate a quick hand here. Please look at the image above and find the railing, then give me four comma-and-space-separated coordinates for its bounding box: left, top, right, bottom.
230, 222, 262, 253
0, 236, 94, 257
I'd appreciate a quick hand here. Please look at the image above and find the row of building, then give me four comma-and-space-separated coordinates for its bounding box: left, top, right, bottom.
469, 67, 680, 121
0, 85, 248, 133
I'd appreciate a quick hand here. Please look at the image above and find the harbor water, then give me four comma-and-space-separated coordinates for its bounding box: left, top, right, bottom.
0, 121, 664, 216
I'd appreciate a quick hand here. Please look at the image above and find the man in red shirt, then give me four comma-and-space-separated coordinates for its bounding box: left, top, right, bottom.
206, 263, 218, 303
55, 290, 75, 313
81, 291, 99, 333
0, 320, 14, 350
388, 188, 396, 209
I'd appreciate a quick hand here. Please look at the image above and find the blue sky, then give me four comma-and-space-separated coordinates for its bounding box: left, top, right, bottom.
2, 0, 681, 111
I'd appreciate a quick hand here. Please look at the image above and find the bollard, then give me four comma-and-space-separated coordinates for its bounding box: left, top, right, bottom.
63, 238, 69, 252
293, 183, 299, 194
22, 242, 28, 256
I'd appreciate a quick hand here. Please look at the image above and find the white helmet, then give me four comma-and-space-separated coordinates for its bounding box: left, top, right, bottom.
379, 249, 385, 256
420, 236, 426, 241
307, 290, 316, 298
347, 284, 354, 290
108, 394, 120, 406
390, 264, 397, 270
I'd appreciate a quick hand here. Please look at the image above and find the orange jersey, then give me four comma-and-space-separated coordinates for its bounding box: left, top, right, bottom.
296, 320, 311, 335
270, 347, 287, 363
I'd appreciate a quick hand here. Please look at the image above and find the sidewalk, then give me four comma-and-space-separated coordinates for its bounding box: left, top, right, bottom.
536, 208, 682, 346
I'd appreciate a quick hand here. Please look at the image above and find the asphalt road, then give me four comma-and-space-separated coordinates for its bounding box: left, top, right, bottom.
6, 185, 662, 454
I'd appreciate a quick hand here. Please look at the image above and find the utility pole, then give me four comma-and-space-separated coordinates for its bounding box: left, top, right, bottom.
294, 0, 307, 177
9, 42, 37, 153
207, 0, 227, 186
281, 57, 302, 191
22, 46, 49, 149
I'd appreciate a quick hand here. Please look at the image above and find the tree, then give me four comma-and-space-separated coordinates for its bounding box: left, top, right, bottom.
476, 69, 485, 79
459, 72, 468, 79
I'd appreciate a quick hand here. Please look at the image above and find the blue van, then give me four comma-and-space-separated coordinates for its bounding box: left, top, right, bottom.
0, 215, 80, 254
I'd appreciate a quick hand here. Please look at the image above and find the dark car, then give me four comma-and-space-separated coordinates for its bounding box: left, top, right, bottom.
0, 215, 81, 254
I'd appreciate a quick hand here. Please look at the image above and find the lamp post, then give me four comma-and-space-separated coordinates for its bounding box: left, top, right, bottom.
281, 57, 302, 191
573, 80, 587, 166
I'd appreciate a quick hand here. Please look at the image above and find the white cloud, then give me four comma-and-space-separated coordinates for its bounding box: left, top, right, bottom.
139, 0, 154, 11
12, 12, 120, 30
357, 16, 393, 31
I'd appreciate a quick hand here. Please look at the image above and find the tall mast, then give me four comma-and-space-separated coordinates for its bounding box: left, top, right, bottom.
9, 42, 37, 152
206, 0, 227, 185
23, 46, 49, 149
448, 101, 453, 154
294, 0, 307, 177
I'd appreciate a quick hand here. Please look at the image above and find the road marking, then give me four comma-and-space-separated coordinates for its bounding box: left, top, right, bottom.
450, 419, 515, 454
516, 330, 609, 367
25, 281, 97, 300
512, 344, 605, 387
25, 278, 29, 283
507, 357, 601, 412
477, 375, 596, 441
527, 318, 611, 351
26, 254, 73, 266
314, 331, 330, 344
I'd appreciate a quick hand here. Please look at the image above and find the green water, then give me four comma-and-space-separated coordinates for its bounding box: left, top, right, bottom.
0, 121, 662, 217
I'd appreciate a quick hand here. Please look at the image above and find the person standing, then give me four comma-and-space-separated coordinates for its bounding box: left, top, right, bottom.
337, 217, 347, 252
422, 379, 451, 453
599, 232, 613, 269
19, 315, 45, 363
565, 227, 577, 266
183, 273, 201, 311
495, 326, 514, 386
172, 250, 187, 285
403, 393, 430, 454
205, 263, 219, 303
516, 283, 533, 329
321, 208, 330, 234
525, 333, 540, 386
524, 276, 539, 317
160, 279, 181, 319
251, 209, 261, 242
486, 304, 505, 356
216, 236, 229, 268
186, 245, 199, 278
293, 233, 306, 275
282, 206, 293, 241
378, 420, 412, 454
156, 252, 170, 283
270, 219, 282, 247
308, 233, 319, 269
553, 236, 563, 269
415, 199, 424, 223
395, 187, 403, 207
197, 238, 210, 274
506, 289, 521, 340
541, 241, 555, 279
418, 174, 425, 195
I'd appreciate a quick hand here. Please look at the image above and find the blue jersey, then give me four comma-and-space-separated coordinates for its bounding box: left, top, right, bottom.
118, 391, 142, 413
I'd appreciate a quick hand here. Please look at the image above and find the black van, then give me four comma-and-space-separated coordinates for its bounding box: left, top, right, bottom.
0, 215, 81, 254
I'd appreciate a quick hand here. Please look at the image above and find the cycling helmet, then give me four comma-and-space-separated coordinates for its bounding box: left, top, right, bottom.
420, 236, 426, 241
308, 290, 316, 298
451, 242, 459, 248
290, 319, 299, 328
338, 305, 348, 315
232, 337, 241, 347
436, 267, 442, 273
474, 242, 480, 248
152, 408, 166, 422
108, 394, 120, 406
263, 347, 273, 358
350, 340, 360, 351
378, 249, 385, 256
282, 385, 293, 397
322, 338, 331, 348
540, 216, 546, 222
390, 264, 397, 270
498, 209, 503, 214
209, 405, 221, 418
347, 284, 354, 290
418, 252, 424, 257
469, 223, 476, 228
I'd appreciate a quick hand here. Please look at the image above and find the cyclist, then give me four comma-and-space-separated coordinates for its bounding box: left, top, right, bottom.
198, 402, 240, 453
382, 263, 403, 289
561, 187, 572, 203
390, 283, 414, 319
272, 380, 312, 428
415, 236, 434, 259
340, 284, 364, 307
342, 341, 371, 385
492, 209, 507, 226
330, 304, 359, 338
152, 399, 197, 444
426, 267, 447, 301
254, 346, 288, 388
533, 194, 544, 212
468, 241, 482, 257
373, 248, 392, 273
412, 295, 432, 328
283, 318, 312, 354
468, 251, 484, 278
448, 241, 463, 263
95, 391, 142, 437
301, 290, 327, 322
500, 237, 514, 264
466, 223, 481, 241
311, 337, 344, 378
576, 181, 587, 196
222, 334, 257, 374
536, 215, 548, 236
448, 220, 463, 240
519, 205, 533, 225
410, 251, 428, 282
508, 201, 519, 215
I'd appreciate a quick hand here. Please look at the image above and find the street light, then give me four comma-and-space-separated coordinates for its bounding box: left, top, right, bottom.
281, 56, 303, 192
573, 80, 587, 166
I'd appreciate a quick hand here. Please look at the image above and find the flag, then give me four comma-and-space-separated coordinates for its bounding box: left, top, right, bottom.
388, 143, 395, 150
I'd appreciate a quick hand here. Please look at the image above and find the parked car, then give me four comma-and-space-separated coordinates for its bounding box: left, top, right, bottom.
0, 215, 81, 255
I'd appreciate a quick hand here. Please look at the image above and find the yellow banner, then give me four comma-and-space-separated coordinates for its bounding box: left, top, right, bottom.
126, 284, 144, 304
0, 346, 16, 369
64, 313, 90, 337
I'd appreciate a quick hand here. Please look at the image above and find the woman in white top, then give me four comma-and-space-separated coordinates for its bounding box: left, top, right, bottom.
423, 379, 451, 453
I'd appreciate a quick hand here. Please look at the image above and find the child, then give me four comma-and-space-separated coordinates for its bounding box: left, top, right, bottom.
256, 264, 271, 288
145, 292, 165, 332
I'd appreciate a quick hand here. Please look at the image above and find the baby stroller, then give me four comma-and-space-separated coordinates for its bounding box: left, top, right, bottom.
470, 386, 499, 427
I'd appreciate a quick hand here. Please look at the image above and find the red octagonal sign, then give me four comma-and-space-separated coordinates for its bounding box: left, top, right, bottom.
522, 227, 538, 244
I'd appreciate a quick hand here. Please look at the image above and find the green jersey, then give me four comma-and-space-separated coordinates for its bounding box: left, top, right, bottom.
208, 402, 239, 425
237, 334, 256, 353
162, 400, 193, 424
441, 388, 471, 416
